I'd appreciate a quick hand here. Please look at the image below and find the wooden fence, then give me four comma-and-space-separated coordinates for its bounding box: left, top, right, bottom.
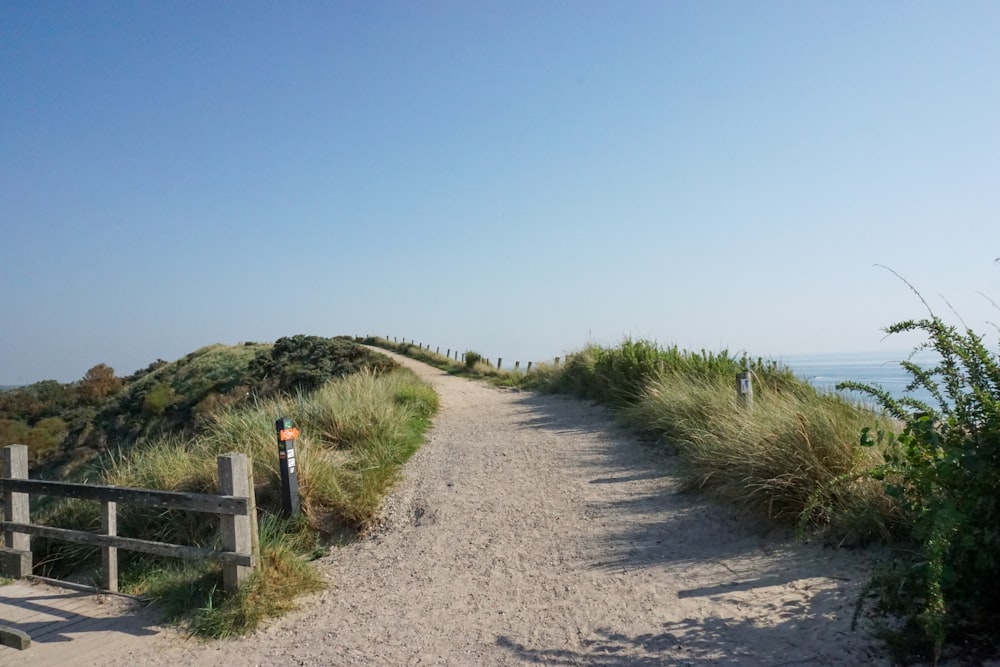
379, 336, 562, 372
0, 444, 259, 593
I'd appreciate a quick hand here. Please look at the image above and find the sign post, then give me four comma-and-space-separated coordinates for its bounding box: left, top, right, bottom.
275, 417, 301, 517
736, 371, 753, 410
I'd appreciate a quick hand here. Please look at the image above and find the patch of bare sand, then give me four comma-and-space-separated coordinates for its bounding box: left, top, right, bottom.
99, 350, 886, 666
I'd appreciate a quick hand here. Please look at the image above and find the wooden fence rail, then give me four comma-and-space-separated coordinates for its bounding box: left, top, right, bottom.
0, 444, 258, 593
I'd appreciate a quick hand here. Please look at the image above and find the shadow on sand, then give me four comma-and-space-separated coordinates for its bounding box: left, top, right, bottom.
493, 391, 879, 666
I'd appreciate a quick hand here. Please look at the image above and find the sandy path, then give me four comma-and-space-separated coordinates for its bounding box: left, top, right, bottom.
100, 350, 885, 666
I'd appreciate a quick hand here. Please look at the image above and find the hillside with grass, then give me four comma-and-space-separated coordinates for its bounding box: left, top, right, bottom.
1, 335, 437, 636
0, 335, 395, 477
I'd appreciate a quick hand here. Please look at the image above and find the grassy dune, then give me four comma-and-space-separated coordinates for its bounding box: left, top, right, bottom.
26, 338, 437, 638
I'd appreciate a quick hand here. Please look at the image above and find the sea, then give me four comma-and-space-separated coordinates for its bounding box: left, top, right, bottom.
778, 350, 940, 406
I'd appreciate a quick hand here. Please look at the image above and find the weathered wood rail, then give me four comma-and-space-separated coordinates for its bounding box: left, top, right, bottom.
0, 444, 259, 594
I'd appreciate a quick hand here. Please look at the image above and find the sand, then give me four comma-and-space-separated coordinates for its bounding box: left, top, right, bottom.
96, 349, 886, 666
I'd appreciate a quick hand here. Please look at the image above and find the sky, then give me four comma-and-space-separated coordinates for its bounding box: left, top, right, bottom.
2, 1, 1000, 385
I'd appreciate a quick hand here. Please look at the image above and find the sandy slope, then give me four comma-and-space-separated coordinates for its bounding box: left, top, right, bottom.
99, 349, 885, 666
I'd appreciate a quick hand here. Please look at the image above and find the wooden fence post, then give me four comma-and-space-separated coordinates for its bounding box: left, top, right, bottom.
515, 361, 520, 371
247, 460, 260, 568
1, 445, 31, 578
497, 358, 502, 370
101, 501, 118, 592
218, 453, 253, 592
527, 361, 533, 372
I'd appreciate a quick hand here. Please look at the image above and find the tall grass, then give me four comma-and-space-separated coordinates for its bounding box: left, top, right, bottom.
118, 513, 325, 638
548, 339, 806, 406
35, 366, 437, 637
537, 339, 898, 541
628, 372, 897, 540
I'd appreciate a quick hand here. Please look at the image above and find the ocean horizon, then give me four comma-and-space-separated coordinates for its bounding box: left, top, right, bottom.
778, 349, 940, 405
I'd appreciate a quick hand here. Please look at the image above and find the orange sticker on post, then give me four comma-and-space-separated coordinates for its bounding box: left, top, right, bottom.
279, 427, 300, 441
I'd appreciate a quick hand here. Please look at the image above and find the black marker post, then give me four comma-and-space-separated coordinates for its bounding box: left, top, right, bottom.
275, 417, 301, 516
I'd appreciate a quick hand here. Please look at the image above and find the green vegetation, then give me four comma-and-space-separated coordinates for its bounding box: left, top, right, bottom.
531, 339, 898, 540
250, 335, 396, 395
630, 370, 896, 541
0, 378, 86, 465
547, 339, 802, 404
463, 350, 483, 369
3, 335, 436, 638
0, 335, 394, 478
840, 306, 1000, 663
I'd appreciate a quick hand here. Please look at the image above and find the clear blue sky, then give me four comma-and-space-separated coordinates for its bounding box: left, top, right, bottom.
3, 1, 999, 384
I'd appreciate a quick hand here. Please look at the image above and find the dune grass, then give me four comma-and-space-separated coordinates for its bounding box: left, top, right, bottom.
32, 366, 437, 637
628, 371, 898, 541
532, 339, 899, 541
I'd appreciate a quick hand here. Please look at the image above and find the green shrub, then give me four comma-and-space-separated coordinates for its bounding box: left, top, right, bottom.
464, 351, 482, 369
143, 383, 177, 416
844, 313, 1000, 661
249, 335, 397, 395
25, 417, 68, 463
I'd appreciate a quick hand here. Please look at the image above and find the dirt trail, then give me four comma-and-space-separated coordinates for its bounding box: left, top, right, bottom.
94, 350, 885, 666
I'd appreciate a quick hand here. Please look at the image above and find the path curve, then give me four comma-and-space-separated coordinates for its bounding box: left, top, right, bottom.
94, 350, 884, 665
